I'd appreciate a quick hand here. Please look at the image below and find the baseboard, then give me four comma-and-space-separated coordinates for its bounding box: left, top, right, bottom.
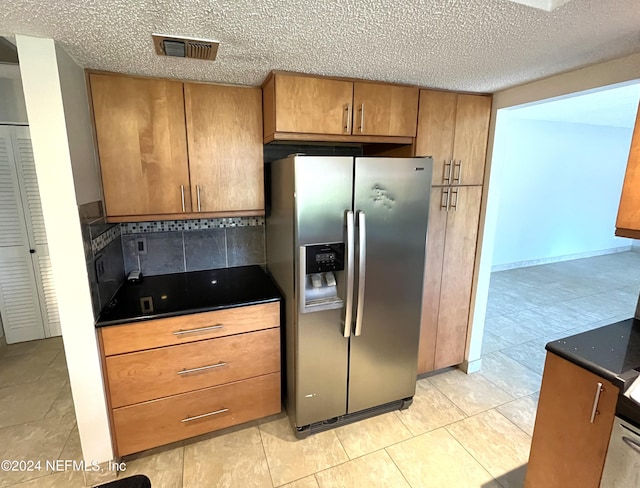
460, 358, 482, 374
491, 246, 633, 272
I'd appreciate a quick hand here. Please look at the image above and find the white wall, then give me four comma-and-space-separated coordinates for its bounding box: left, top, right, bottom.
0, 64, 28, 124
491, 117, 633, 269
55, 44, 102, 205
16, 35, 113, 464
465, 51, 640, 371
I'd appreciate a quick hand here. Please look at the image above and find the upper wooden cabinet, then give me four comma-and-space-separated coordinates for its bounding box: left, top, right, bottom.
184, 83, 264, 214
616, 100, 640, 238
89, 73, 264, 221
90, 74, 191, 216
415, 90, 491, 186
262, 72, 418, 143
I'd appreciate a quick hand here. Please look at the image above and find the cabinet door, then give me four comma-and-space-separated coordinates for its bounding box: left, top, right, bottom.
274, 74, 353, 135
414, 90, 457, 185
616, 100, 640, 236
525, 353, 618, 488
352, 82, 419, 137
90, 74, 190, 217
451, 94, 492, 186
434, 186, 482, 370
417, 188, 448, 374
185, 83, 264, 213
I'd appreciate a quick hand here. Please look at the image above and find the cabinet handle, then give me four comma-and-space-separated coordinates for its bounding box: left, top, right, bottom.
358, 104, 365, 133
344, 104, 352, 133
181, 185, 186, 212
177, 361, 227, 376
453, 161, 462, 184
181, 408, 229, 423
450, 188, 459, 211
173, 324, 224, 335
196, 185, 201, 212
590, 382, 603, 423
443, 161, 452, 184
440, 188, 450, 211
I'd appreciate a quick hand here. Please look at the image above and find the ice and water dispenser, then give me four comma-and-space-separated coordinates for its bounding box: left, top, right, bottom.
299, 243, 345, 313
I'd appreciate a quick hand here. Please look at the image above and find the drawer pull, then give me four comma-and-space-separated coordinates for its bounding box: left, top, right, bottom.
173, 324, 224, 335
181, 408, 229, 423
177, 362, 227, 376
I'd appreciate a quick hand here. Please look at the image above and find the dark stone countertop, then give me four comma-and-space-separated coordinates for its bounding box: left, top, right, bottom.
95, 265, 282, 327
546, 318, 640, 391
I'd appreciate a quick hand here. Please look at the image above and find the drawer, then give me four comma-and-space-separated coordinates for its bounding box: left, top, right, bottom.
100, 302, 280, 355
112, 372, 281, 456
106, 328, 280, 408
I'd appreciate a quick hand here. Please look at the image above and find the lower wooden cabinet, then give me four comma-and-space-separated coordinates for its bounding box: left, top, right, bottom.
525, 352, 618, 488
112, 373, 281, 456
418, 185, 482, 373
98, 302, 281, 457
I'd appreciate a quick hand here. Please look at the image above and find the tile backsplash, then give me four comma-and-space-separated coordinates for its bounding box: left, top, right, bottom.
122, 222, 265, 276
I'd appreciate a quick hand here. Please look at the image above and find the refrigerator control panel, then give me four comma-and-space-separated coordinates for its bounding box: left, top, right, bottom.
305, 243, 345, 273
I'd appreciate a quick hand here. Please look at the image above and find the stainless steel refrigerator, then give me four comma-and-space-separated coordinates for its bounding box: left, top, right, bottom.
266, 155, 433, 437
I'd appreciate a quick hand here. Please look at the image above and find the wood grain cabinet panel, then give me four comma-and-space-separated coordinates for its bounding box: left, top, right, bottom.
616, 100, 640, 238
106, 328, 280, 408
525, 353, 618, 488
263, 72, 418, 143
184, 83, 264, 214
99, 302, 282, 457
415, 90, 491, 186
113, 372, 281, 456
90, 74, 190, 217
100, 302, 280, 356
273, 74, 354, 135
418, 186, 482, 372
352, 82, 419, 137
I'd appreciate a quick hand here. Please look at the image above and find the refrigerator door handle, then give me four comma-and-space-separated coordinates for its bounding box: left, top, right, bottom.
343, 210, 355, 337
354, 210, 366, 337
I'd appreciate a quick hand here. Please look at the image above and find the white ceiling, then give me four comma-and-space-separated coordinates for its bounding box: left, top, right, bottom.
507, 82, 640, 128
1, 0, 640, 92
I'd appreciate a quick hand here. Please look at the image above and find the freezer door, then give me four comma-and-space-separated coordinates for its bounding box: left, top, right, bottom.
348, 157, 432, 414
293, 156, 354, 426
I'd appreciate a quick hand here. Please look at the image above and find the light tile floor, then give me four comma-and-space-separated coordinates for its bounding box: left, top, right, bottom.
2, 251, 638, 488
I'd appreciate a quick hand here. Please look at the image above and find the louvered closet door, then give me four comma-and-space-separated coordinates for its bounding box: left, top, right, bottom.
0, 126, 46, 344
14, 127, 61, 337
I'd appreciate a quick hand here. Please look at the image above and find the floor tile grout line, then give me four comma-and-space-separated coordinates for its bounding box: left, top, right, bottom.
443, 417, 510, 488
257, 423, 277, 488
382, 446, 414, 488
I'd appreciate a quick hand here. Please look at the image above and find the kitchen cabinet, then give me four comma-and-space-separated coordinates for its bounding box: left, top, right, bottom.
89, 73, 264, 222
262, 72, 418, 143
415, 89, 491, 186
98, 302, 281, 456
525, 352, 618, 488
90, 74, 191, 217
184, 83, 264, 214
616, 100, 640, 238
418, 186, 482, 372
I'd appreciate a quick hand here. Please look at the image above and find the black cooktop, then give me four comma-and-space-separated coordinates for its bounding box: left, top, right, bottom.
96, 265, 281, 327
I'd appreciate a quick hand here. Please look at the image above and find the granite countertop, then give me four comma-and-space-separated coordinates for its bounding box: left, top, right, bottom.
546, 318, 640, 390
96, 265, 281, 327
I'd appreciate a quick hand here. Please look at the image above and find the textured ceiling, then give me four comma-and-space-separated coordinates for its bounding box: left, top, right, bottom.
1, 0, 640, 92
508, 82, 640, 128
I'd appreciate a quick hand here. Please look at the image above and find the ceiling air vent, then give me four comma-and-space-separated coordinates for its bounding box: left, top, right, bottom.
152, 34, 219, 61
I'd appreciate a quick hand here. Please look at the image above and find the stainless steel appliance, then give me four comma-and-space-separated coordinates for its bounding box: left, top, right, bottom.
600, 415, 640, 487
266, 155, 432, 437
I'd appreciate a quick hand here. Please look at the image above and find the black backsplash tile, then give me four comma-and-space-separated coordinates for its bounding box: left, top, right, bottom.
123, 232, 185, 276
226, 226, 266, 267
184, 228, 227, 272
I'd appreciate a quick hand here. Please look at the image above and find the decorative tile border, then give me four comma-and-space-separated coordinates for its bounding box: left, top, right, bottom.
91, 225, 121, 254
120, 217, 265, 234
